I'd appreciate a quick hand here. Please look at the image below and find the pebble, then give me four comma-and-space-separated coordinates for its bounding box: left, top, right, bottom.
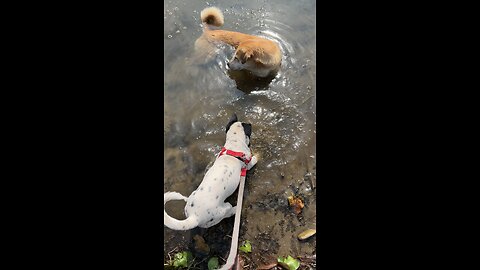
298, 229, 316, 240
193, 234, 210, 255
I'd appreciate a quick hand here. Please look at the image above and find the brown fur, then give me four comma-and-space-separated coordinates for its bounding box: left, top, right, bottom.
196, 7, 282, 77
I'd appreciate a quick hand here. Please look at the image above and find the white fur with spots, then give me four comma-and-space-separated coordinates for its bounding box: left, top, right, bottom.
164, 121, 257, 230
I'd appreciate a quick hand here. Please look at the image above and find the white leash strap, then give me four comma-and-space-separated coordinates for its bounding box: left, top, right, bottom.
217, 175, 246, 270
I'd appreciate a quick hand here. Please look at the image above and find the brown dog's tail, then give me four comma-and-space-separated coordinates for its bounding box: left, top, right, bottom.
200, 7, 224, 29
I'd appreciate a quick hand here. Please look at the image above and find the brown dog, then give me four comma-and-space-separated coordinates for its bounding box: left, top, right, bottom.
195, 7, 282, 77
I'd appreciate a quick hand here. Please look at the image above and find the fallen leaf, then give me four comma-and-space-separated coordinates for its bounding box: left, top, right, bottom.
208, 257, 219, 270
238, 240, 252, 253
277, 255, 300, 270
172, 251, 193, 268
287, 195, 304, 215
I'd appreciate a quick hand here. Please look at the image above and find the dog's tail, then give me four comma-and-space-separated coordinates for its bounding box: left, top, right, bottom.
164, 192, 199, 230
200, 7, 224, 29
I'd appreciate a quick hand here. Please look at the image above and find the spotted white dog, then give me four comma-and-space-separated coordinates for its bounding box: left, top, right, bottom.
164, 114, 258, 230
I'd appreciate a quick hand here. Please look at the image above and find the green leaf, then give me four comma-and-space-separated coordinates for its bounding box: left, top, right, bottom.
277, 255, 300, 270
208, 257, 219, 270
172, 251, 193, 268
238, 240, 252, 253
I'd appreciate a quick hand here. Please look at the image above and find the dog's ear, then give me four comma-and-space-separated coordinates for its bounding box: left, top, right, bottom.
237, 52, 247, 64
242, 51, 254, 64
225, 113, 238, 132
237, 48, 253, 64
241, 123, 252, 138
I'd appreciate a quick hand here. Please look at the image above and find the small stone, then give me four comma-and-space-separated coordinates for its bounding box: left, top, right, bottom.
193, 235, 210, 255
298, 229, 316, 240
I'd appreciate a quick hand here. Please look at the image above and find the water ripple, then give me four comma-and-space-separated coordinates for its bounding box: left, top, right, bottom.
164, 1, 316, 263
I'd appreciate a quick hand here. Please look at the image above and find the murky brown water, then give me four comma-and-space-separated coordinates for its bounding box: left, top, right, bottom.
164, 0, 316, 268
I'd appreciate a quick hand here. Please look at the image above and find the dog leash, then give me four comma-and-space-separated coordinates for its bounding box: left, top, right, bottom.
217, 175, 246, 270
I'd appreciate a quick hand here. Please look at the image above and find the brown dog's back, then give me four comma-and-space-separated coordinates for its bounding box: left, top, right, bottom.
197, 6, 282, 77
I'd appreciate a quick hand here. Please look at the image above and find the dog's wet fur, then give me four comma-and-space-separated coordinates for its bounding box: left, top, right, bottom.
195, 7, 282, 78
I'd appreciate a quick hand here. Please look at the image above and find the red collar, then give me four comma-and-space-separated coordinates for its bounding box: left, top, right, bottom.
217, 147, 251, 176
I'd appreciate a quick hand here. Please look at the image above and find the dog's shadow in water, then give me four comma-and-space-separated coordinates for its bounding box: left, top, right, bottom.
193, 37, 276, 93
227, 69, 277, 94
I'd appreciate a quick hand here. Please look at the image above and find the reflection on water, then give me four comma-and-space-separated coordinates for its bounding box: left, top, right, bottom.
164, 0, 316, 267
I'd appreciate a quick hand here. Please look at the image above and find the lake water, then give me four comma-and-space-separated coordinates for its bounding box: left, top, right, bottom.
164, 0, 316, 268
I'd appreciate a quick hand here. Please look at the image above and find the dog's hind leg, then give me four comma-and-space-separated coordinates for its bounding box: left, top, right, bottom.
222, 202, 237, 218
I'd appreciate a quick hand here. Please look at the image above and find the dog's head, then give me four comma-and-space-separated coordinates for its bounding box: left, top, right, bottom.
225, 113, 252, 146
228, 48, 256, 71
227, 44, 280, 78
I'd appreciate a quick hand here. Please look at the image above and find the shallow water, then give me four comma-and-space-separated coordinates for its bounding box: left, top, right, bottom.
164, 0, 316, 268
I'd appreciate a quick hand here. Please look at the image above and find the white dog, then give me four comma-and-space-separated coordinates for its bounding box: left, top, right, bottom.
164, 114, 258, 230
